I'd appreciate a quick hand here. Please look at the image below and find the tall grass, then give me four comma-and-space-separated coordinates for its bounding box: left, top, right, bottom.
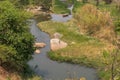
74, 4, 116, 43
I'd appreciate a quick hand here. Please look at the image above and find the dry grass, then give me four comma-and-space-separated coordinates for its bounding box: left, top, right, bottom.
74, 4, 116, 43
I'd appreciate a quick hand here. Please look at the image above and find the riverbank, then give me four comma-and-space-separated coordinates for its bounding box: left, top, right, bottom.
28, 19, 98, 80
29, 0, 120, 79
38, 19, 117, 80
25, 0, 71, 16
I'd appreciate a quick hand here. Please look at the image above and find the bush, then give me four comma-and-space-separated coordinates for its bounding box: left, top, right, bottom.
74, 4, 116, 42
115, 19, 120, 35
0, 1, 34, 71
0, 45, 17, 66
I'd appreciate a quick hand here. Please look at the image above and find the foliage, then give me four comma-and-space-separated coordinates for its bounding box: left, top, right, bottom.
74, 4, 116, 42
33, 0, 52, 10
38, 20, 113, 67
51, 0, 70, 14
2, 0, 52, 9
0, 45, 17, 66
38, 14, 118, 80
115, 19, 120, 35
99, 50, 120, 80
0, 1, 34, 70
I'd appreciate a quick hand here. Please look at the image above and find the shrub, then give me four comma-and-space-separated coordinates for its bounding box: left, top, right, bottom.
0, 1, 34, 71
74, 4, 116, 42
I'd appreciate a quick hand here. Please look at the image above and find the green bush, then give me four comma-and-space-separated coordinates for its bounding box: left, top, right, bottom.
0, 1, 34, 70
0, 45, 17, 66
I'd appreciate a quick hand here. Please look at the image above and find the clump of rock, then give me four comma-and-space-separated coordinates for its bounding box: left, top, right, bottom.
34, 42, 46, 54
50, 32, 67, 51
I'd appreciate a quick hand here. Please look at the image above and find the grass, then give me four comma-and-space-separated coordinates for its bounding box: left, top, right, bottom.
38, 21, 113, 65
38, 20, 118, 80
51, 0, 70, 14
37, 1, 120, 80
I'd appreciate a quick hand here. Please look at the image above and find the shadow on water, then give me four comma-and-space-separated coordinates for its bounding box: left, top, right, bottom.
28, 1, 99, 80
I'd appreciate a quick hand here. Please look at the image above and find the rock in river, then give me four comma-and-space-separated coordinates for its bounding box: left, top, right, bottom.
34, 42, 46, 48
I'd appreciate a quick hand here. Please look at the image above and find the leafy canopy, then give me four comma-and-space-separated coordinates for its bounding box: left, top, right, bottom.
0, 1, 34, 70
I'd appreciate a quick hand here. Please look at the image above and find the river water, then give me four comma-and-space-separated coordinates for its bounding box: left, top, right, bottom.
28, 19, 98, 80
28, 1, 98, 80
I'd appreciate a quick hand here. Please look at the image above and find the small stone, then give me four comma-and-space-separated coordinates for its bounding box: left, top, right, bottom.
34, 42, 46, 48
35, 49, 41, 54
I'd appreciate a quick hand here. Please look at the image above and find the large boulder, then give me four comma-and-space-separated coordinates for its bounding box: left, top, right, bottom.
34, 42, 46, 48
50, 38, 67, 51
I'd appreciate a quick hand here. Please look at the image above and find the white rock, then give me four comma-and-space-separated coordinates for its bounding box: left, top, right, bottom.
35, 49, 41, 54
50, 38, 67, 51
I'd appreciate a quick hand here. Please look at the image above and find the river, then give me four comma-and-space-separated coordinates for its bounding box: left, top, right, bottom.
28, 20, 98, 80
28, 1, 98, 80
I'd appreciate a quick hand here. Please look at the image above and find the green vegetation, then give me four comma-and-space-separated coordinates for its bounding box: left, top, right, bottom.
38, 20, 113, 68
6, 0, 52, 10
0, 1, 41, 80
51, 0, 70, 14
74, 4, 116, 43
73, 0, 120, 35
38, 1, 120, 80
0, 0, 120, 80
0, 0, 34, 70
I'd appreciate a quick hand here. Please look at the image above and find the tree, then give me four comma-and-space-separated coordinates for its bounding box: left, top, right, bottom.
0, 1, 34, 70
